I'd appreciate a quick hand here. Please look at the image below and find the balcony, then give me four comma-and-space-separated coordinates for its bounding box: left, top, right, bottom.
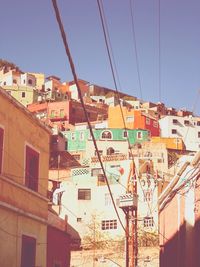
91, 153, 127, 163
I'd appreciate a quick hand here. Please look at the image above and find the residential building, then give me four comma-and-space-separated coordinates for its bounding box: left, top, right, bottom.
108, 106, 160, 136
62, 128, 149, 163
159, 152, 200, 267
0, 87, 51, 267
28, 100, 108, 131
159, 115, 200, 151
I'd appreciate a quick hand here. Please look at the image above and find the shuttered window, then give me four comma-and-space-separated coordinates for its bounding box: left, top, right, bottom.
25, 146, 39, 192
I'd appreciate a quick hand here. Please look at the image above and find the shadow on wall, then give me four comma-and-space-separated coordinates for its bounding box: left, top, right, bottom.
67, 224, 81, 251
160, 218, 200, 267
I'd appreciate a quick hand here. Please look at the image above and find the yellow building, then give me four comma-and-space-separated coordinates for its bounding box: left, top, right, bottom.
29, 72, 45, 89
2, 85, 37, 107
0, 87, 51, 267
151, 136, 185, 150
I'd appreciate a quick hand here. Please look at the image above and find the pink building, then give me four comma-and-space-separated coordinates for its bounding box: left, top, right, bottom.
159, 153, 200, 267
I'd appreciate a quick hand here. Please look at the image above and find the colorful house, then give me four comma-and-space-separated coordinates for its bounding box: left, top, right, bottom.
62, 128, 149, 155
0, 87, 51, 267
28, 100, 108, 131
159, 115, 200, 151
108, 106, 160, 136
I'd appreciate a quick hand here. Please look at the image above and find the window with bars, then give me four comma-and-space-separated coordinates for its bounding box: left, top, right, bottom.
78, 189, 91, 200
144, 190, 153, 202
101, 219, 117, 230
144, 217, 154, 228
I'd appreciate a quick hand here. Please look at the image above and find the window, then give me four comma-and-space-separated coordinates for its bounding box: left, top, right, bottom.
72, 108, 76, 114
197, 121, 200, 126
146, 118, 150, 125
123, 130, 128, 138
107, 147, 115, 155
78, 189, 91, 200
153, 121, 158, 128
21, 235, 36, 267
60, 109, 64, 117
77, 218, 82, 223
144, 217, 154, 228
95, 150, 103, 156
172, 119, 178, 124
105, 193, 112, 206
98, 174, 105, 184
22, 92, 26, 98
23, 79, 26, 84
71, 132, 76, 141
137, 131, 143, 139
80, 131, 84, 141
28, 79, 33, 85
91, 168, 102, 177
3, 81, 6, 85
51, 110, 55, 117
101, 220, 117, 230
25, 146, 39, 192
13, 79, 17, 84
198, 132, 200, 138
101, 130, 112, 139
144, 190, 152, 202
0, 128, 4, 174
184, 120, 189, 125
126, 116, 134, 123
171, 129, 177, 134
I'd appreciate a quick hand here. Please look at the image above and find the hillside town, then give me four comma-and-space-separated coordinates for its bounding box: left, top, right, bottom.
0, 62, 200, 267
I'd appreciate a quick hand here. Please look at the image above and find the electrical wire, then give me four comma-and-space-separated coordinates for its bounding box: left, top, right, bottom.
129, 0, 143, 99
51, 0, 126, 233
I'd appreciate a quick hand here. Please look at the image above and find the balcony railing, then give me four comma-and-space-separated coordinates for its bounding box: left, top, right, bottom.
91, 153, 127, 163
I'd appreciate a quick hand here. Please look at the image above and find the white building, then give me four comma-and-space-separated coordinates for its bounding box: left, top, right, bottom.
159, 115, 200, 151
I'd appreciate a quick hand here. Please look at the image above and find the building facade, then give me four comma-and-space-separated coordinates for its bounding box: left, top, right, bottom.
0, 88, 50, 267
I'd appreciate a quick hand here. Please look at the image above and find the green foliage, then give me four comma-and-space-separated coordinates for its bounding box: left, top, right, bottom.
138, 230, 159, 247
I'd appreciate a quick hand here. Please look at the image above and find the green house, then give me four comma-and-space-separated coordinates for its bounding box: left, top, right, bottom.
62, 128, 149, 152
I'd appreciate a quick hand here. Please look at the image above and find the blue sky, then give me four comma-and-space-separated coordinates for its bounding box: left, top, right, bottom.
1, 0, 200, 114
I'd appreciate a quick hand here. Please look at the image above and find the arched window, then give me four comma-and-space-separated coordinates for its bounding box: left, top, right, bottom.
101, 130, 112, 139
107, 147, 115, 155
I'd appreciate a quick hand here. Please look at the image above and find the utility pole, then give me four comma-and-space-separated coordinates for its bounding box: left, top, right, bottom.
119, 161, 138, 267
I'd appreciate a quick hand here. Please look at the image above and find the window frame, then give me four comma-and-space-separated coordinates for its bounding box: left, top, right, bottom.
78, 188, 91, 200
137, 131, 143, 140
101, 219, 117, 230
101, 130, 112, 140
25, 145, 39, 192
144, 217, 154, 228
21, 235, 36, 267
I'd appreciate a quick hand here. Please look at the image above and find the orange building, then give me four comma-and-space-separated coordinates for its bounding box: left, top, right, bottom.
0, 88, 51, 267
108, 106, 160, 136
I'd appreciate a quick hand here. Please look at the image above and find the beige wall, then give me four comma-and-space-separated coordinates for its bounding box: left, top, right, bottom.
0, 208, 47, 267
0, 89, 50, 267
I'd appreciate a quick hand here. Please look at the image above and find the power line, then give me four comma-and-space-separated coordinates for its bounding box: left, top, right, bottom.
158, 0, 161, 102
129, 0, 143, 99
51, 0, 126, 233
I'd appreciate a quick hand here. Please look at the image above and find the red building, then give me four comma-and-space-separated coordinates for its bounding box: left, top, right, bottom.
28, 99, 108, 130
47, 210, 71, 267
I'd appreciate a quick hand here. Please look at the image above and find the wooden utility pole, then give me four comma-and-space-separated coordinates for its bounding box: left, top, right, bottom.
119, 161, 138, 267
